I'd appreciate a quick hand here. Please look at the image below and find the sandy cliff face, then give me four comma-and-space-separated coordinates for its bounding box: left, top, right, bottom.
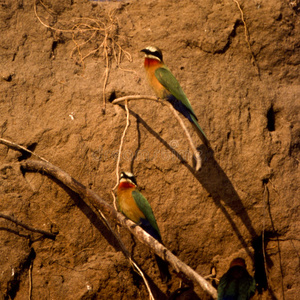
0, 0, 299, 299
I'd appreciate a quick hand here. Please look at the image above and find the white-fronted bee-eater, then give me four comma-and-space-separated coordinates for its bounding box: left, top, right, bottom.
218, 257, 256, 300
117, 171, 171, 282
141, 46, 210, 148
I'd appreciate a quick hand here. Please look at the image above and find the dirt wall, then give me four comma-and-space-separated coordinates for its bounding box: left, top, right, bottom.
0, 0, 299, 299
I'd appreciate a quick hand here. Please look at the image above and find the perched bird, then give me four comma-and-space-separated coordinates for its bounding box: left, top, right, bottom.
217, 258, 256, 300
116, 171, 171, 282
141, 46, 210, 147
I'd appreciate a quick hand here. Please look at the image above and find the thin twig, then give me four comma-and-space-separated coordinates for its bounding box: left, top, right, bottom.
0, 138, 49, 162
21, 159, 218, 299
97, 209, 154, 300
29, 261, 33, 300
39, 0, 56, 15
112, 95, 202, 170
34, 1, 104, 34
163, 101, 202, 170
232, 0, 260, 76
0, 212, 56, 240
102, 33, 109, 113
112, 95, 158, 104
111, 100, 130, 210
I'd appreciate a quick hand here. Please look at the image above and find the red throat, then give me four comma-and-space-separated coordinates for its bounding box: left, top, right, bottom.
144, 57, 161, 68
118, 181, 135, 190
230, 258, 246, 269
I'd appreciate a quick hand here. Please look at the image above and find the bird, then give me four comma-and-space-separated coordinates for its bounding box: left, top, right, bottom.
116, 171, 171, 282
141, 46, 210, 148
217, 257, 256, 300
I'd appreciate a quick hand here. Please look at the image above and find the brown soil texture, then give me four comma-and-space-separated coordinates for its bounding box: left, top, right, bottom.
1, 0, 299, 299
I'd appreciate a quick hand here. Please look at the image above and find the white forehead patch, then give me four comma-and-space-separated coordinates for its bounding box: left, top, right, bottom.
146, 46, 158, 53
122, 171, 134, 178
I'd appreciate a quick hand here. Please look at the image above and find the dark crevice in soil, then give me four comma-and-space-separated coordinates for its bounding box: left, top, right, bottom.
267, 105, 276, 132
6, 248, 36, 300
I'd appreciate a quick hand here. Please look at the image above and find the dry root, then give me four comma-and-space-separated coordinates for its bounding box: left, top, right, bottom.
34, 0, 132, 112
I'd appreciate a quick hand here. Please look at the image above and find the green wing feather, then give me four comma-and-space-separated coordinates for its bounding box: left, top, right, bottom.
217, 270, 256, 300
156, 66, 210, 147
239, 276, 256, 300
155, 67, 196, 116
190, 114, 208, 140
217, 272, 230, 299
132, 190, 161, 237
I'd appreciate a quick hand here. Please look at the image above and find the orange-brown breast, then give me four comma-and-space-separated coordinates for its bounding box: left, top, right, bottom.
117, 183, 145, 224
144, 58, 166, 98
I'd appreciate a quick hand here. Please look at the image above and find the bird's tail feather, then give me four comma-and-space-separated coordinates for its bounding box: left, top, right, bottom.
155, 254, 171, 283
190, 115, 210, 148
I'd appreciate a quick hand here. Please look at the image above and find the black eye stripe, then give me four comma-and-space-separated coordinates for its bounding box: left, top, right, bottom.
151, 50, 162, 61
154, 51, 162, 59
131, 177, 137, 186
120, 172, 137, 186
142, 47, 163, 61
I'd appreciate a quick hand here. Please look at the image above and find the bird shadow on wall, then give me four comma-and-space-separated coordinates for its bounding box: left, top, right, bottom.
196, 145, 258, 252
128, 108, 258, 258
127, 107, 274, 295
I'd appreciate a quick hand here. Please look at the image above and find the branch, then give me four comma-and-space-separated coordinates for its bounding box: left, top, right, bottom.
112, 95, 158, 104
0, 138, 49, 162
21, 159, 217, 299
111, 100, 130, 194
0, 212, 57, 240
1, 137, 154, 299
163, 101, 201, 170
112, 95, 202, 170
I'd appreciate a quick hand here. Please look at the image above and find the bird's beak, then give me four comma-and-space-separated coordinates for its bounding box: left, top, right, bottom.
140, 48, 148, 54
